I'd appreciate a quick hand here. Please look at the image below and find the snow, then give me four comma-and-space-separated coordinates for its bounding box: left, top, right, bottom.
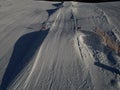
0, 0, 120, 90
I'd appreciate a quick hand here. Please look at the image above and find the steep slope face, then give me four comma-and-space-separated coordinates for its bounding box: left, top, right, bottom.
0, 1, 120, 90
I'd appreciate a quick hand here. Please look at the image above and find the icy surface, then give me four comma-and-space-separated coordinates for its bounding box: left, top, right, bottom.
0, 0, 120, 90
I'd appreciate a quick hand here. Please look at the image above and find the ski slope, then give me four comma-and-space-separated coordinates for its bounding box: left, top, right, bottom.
0, 0, 120, 90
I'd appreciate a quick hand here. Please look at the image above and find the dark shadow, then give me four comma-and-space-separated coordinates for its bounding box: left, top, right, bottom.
107, 52, 117, 65
46, 0, 120, 3
47, 8, 60, 17
107, 31, 117, 42
103, 46, 111, 54
94, 62, 120, 75
71, 12, 74, 20
0, 29, 49, 90
52, 2, 63, 7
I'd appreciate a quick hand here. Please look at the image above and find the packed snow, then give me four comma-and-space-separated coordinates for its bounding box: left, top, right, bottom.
0, 0, 120, 90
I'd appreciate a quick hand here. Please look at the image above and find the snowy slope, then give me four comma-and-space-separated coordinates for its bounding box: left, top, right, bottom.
0, 0, 120, 90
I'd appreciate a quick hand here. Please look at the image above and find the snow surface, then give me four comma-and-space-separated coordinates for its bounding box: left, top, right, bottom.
0, 0, 120, 90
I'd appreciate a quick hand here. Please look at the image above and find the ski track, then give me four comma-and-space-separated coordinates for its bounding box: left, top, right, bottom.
23, 7, 62, 89
1, 1, 120, 90
72, 3, 95, 90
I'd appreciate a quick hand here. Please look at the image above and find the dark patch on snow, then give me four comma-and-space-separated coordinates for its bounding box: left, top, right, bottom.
111, 79, 117, 86
52, 2, 63, 7
107, 31, 117, 42
107, 52, 117, 65
110, 79, 119, 89
0, 29, 49, 90
103, 46, 111, 54
47, 8, 59, 17
94, 62, 120, 75
45, 0, 120, 3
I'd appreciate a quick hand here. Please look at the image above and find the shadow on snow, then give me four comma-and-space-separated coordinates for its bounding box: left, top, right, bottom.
94, 62, 120, 75
0, 5, 62, 89
0, 29, 49, 90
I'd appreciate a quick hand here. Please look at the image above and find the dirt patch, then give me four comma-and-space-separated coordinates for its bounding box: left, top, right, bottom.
94, 28, 120, 54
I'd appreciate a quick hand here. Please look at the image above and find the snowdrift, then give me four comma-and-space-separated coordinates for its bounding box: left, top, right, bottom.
0, 0, 120, 90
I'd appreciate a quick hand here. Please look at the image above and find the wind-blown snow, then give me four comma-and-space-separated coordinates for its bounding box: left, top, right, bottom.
0, 0, 120, 90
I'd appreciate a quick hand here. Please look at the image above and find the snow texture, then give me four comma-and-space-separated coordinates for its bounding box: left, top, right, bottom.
0, 0, 120, 90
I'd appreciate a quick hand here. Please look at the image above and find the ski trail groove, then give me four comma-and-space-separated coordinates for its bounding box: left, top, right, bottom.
23, 8, 62, 89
